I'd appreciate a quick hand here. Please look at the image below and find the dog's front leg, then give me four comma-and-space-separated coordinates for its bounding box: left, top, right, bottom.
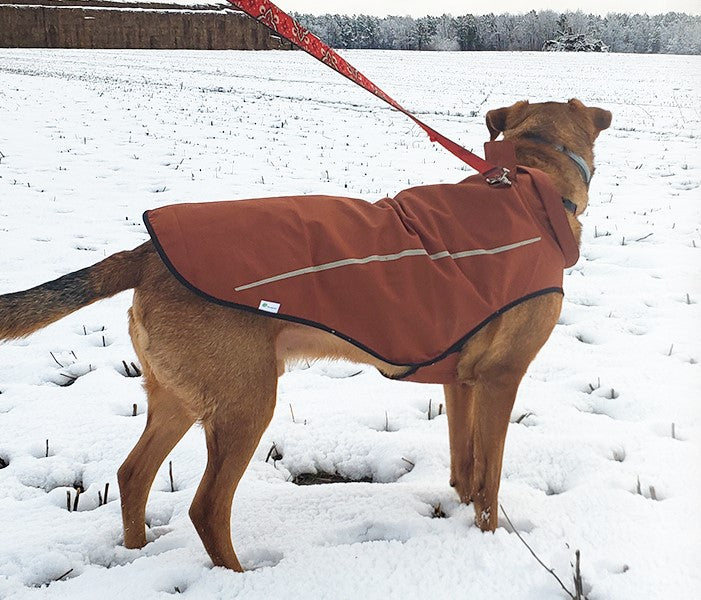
444, 382, 476, 505
469, 368, 523, 531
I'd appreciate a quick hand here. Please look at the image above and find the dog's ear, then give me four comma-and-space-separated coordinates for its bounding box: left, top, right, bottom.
486, 107, 510, 141
568, 99, 612, 133
590, 107, 612, 132
485, 101, 529, 141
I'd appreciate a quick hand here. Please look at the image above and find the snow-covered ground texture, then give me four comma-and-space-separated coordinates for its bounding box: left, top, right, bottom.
0, 49, 699, 599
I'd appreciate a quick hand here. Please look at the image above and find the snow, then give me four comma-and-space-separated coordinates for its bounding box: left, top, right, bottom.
0, 49, 700, 599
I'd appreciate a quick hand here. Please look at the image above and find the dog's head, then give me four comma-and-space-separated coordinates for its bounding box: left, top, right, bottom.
486, 99, 611, 147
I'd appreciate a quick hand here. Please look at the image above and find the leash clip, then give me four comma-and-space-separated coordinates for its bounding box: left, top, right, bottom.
485, 167, 512, 187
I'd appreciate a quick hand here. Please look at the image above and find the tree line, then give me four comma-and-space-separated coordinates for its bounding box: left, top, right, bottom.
293, 11, 701, 54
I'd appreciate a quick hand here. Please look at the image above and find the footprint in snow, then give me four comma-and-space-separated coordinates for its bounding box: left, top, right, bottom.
46, 362, 93, 387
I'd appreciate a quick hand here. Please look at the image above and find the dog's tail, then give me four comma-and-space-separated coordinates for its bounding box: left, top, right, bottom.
0, 242, 152, 340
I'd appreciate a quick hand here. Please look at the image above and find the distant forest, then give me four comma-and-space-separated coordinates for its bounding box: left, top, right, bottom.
293, 11, 701, 55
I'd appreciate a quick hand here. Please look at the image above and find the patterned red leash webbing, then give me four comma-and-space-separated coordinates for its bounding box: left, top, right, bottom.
225, 0, 506, 181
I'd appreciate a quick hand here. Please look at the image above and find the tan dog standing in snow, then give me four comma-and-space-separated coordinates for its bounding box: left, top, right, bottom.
0, 99, 610, 571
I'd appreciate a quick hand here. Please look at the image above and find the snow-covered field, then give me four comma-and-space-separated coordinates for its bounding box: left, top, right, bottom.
0, 49, 699, 599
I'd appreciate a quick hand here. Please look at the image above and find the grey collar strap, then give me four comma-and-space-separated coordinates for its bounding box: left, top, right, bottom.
521, 134, 593, 187
520, 134, 591, 216
553, 144, 592, 187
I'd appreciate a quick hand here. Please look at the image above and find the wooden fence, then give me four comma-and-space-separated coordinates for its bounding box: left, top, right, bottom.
0, 3, 294, 49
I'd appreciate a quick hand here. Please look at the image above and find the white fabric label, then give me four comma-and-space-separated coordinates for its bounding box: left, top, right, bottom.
258, 300, 281, 314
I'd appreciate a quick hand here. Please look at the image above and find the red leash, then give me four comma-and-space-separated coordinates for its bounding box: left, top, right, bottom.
225, 0, 508, 183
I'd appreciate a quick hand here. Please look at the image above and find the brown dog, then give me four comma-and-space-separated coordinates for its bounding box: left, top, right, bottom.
0, 99, 611, 571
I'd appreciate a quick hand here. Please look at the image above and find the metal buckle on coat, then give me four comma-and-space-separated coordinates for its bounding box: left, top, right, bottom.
485, 167, 512, 187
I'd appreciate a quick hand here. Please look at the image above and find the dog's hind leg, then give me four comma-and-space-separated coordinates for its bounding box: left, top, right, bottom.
445, 382, 476, 505
118, 374, 195, 549
188, 360, 277, 572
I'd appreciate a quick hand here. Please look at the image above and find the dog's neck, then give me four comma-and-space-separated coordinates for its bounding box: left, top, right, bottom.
508, 134, 595, 244
520, 133, 593, 193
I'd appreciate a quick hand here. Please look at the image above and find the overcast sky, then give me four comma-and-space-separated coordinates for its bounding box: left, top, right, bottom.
278, 1, 701, 17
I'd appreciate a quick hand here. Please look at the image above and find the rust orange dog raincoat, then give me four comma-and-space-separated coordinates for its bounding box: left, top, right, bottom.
145, 148, 578, 384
